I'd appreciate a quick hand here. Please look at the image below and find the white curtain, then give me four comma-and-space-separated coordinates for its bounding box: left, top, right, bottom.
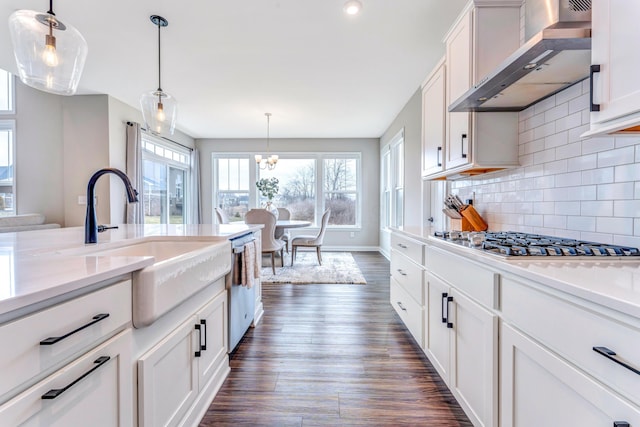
189, 148, 202, 224
126, 122, 145, 224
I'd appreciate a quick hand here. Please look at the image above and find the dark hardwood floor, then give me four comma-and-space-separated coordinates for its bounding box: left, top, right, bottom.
200, 252, 472, 426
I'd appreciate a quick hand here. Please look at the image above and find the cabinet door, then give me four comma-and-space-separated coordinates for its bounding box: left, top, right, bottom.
446, 10, 472, 169
138, 316, 199, 427
424, 272, 450, 383
449, 289, 498, 427
0, 329, 133, 427
591, 0, 640, 125
501, 323, 640, 427
422, 60, 446, 177
197, 291, 228, 388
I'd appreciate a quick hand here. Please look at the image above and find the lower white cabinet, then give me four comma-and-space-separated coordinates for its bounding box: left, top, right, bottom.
501, 323, 640, 427
138, 289, 228, 427
0, 329, 132, 426
424, 271, 498, 427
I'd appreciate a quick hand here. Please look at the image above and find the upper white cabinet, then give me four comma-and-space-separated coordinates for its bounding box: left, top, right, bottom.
424, 1, 520, 179
421, 58, 446, 178
587, 0, 640, 135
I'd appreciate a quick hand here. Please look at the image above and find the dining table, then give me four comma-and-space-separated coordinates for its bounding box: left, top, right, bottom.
275, 219, 311, 240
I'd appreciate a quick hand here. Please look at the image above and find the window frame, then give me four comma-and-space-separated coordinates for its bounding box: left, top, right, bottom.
0, 120, 16, 216
141, 132, 192, 225
389, 129, 404, 229
212, 153, 254, 223
0, 69, 15, 115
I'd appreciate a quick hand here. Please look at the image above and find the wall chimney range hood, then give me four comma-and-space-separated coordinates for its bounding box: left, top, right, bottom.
449, 0, 592, 113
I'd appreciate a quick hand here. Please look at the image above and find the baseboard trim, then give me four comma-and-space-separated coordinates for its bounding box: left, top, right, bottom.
293, 245, 381, 252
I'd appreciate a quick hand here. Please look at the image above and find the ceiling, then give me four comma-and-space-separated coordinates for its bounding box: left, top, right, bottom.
0, 0, 467, 139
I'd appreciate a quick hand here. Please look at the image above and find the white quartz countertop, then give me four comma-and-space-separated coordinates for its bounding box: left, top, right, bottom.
0, 224, 262, 320
391, 227, 640, 320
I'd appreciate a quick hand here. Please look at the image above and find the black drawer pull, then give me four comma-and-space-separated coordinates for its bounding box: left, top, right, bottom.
200, 319, 207, 351
396, 269, 407, 276
397, 243, 408, 249
437, 146, 442, 167
41, 356, 110, 399
613, 422, 629, 427
593, 346, 640, 375
40, 313, 110, 345
590, 64, 601, 112
446, 296, 453, 329
397, 301, 407, 312
195, 323, 202, 357
461, 134, 467, 159
441, 293, 448, 323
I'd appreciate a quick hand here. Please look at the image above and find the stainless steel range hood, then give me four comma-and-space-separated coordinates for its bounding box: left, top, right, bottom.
449, 0, 592, 113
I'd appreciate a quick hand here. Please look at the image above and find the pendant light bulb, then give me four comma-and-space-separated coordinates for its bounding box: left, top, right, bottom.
343, 0, 363, 15
8, 2, 88, 96
140, 15, 177, 136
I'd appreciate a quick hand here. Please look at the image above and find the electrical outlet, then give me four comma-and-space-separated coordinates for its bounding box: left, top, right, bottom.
78, 195, 87, 205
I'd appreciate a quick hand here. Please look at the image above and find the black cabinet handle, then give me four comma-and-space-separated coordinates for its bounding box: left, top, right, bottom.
461, 134, 467, 159
613, 422, 630, 427
397, 301, 407, 312
446, 296, 453, 328
437, 146, 442, 167
590, 64, 601, 112
200, 319, 207, 351
194, 324, 202, 357
397, 243, 407, 249
441, 293, 448, 323
396, 269, 407, 276
40, 313, 110, 345
593, 346, 640, 375
41, 356, 110, 399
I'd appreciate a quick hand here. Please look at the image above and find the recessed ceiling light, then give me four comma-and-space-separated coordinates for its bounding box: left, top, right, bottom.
343, 0, 363, 15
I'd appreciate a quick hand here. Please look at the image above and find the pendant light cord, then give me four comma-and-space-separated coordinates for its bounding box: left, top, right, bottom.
47, 0, 55, 16
157, 21, 162, 92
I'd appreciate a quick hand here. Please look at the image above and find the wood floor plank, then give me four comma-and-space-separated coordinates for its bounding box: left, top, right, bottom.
200, 252, 472, 426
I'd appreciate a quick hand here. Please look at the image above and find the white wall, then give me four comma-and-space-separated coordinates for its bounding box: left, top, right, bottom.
452, 81, 640, 248
197, 137, 380, 249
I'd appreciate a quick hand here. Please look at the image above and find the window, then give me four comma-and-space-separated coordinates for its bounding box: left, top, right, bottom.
384, 130, 404, 229
213, 152, 361, 228
141, 134, 191, 224
0, 122, 14, 216
381, 149, 391, 229
0, 69, 14, 113
392, 138, 404, 228
214, 156, 251, 222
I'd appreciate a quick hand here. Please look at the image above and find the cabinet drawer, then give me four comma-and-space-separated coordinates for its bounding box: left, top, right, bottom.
390, 278, 423, 347
502, 277, 640, 404
0, 329, 132, 427
0, 280, 131, 403
391, 233, 424, 265
425, 246, 496, 309
390, 251, 424, 305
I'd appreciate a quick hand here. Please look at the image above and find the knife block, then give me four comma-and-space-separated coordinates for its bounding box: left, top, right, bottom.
459, 205, 488, 231
450, 217, 473, 231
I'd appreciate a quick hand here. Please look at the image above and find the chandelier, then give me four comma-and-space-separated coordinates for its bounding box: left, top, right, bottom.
255, 113, 278, 170
140, 15, 177, 136
8, 0, 88, 96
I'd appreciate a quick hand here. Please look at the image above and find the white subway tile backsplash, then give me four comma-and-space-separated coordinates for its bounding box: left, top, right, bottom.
596, 217, 633, 235
615, 163, 640, 182
567, 154, 596, 172
580, 200, 614, 217
464, 85, 639, 244
597, 146, 635, 167
597, 183, 635, 200
613, 200, 640, 217
582, 167, 614, 185
567, 216, 596, 232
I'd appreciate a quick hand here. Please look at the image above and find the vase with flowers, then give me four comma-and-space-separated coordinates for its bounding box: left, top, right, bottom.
256, 177, 279, 219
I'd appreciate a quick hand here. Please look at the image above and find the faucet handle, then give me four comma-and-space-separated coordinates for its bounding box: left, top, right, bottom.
97, 225, 119, 233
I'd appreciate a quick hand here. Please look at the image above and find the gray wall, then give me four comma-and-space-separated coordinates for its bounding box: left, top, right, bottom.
197, 137, 380, 249
378, 88, 424, 255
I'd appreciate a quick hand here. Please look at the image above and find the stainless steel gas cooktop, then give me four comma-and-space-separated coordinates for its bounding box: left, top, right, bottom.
433, 231, 640, 259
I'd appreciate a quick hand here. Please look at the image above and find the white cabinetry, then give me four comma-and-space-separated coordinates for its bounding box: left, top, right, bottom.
137, 281, 229, 427
587, 0, 640, 135
437, 2, 520, 178
0, 279, 133, 426
501, 276, 640, 425
424, 246, 498, 427
421, 58, 446, 177
389, 232, 425, 347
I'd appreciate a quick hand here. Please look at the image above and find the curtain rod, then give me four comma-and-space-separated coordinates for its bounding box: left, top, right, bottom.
126, 121, 193, 152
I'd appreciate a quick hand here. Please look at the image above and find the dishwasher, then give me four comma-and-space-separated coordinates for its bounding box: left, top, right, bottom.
227, 232, 257, 352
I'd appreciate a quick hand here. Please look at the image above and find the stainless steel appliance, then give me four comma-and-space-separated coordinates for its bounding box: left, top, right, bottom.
227, 232, 257, 352
434, 231, 639, 259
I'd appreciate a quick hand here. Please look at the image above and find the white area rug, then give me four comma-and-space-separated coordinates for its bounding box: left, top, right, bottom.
260, 252, 366, 285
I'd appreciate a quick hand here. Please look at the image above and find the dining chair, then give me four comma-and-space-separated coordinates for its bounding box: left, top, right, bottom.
215, 207, 229, 224
291, 209, 331, 266
275, 207, 291, 252
245, 209, 286, 274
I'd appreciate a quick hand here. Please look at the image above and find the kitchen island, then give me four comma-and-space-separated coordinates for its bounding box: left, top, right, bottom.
0, 223, 262, 427
390, 226, 640, 427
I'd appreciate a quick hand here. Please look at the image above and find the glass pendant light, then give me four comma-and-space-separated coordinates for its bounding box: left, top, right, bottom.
140, 15, 177, 136
8, 0, 88, 96
255, 113, 278, 170
343, 0, 363, 15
